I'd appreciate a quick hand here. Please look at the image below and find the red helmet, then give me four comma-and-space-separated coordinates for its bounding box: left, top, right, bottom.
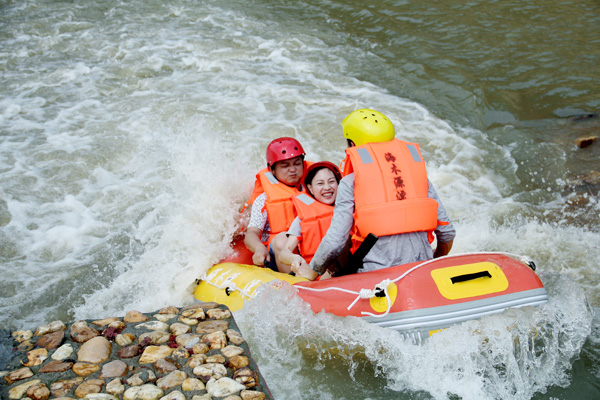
266, 137, 305, 168
304, 161, 342, 187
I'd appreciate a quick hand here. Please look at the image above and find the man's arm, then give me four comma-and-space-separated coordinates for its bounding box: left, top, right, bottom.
243, 193, 269, 266
244, 227, 269, 266
434, 239, 453, 258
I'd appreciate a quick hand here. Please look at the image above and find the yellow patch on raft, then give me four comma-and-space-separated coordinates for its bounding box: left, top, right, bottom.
194, 263, 308, 311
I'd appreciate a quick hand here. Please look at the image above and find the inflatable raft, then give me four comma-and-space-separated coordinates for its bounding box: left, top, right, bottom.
194, 241, 548, 343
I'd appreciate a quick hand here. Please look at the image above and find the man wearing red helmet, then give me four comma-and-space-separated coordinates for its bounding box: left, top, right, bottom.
244, 137, 309, 269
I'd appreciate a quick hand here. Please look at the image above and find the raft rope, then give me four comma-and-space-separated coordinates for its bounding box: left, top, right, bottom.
198, 252, 535, 318
197, 268, 259, 300
294, 251, 535, 318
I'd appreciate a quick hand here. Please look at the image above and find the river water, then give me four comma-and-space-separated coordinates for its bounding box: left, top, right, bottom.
1, 0, 599, 399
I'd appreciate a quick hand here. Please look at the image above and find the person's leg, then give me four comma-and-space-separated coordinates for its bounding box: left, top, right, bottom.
263, 245, 278, 271
269, 232, 295, 274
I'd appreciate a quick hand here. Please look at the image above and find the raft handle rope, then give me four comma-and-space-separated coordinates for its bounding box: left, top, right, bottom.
197, 252, 535, 317
197, 270, 258, 300
295, 251, 537, 318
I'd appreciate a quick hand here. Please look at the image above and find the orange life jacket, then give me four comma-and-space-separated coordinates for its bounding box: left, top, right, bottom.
342, 139, 439, 251
244, 163, 311, 244
291, 193, 334, 263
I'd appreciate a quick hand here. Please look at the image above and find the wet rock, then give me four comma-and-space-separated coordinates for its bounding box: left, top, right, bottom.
156, 370, 187, 390
74, 378, 105, 398
138, 330, 170, 345
154, 358, 179, 374
126, 369, 156, 386
22, 348, 48, 367
169, 322, 191, 336
191, 394, 211, 400
206, 354, 226, 364
226, 329, 246, 345
91, 317, 120, 327
12, 330, 33, 343
108, 320, 127, 331
159, 390, 186, 400
49, 377, 84, 397
175, 333, 201, 349
103, 325, 124, 341
206, 377, 246, 398
181, 377, 205, 391
82, 394, 118, 400
38, 360, 73, 373
51, 343, 74, 360
8, 379, 41, 399
37, 330, 65, 350
196, 320, 228, 334
135, 321, 170, 331
206, 308, 231, 320
26, 382, 51, 400
106, 378, 125, 395
4, 305, 271, 400
185, 301, 219, 310
241, 390, 267, 400
73, 362, 101, 376
186, 354, 208, 368
123, 383, 164, 400
181, 308, 206, 320
228, 355, 250, 370
4, 367, 34, 384
201, 330, 227, 349
117, 345, 142, 359
191, 343, 210, 354
233, 367, 259, 388
77, 336, 111, 363
171, 347, 190, 360
153, 314, 177, 322
124, 310, 149, 323
193, 363, 228, 382
16, 339, 34, 352
158, 306, 179, 315
70, 321, 100, 343
34, 321, 66, 337
575, 135, 597, 148
139, 345, 174, 364
222, 345, 244, 358
100, 359, 129, 378
116, 332, 137, 346
178, 316, 200, 326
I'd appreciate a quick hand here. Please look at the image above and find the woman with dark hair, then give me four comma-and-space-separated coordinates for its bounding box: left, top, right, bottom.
274, 161, 342, 275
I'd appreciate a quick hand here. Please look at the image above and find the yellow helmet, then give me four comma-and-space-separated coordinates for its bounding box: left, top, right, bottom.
342, 109, 395, 146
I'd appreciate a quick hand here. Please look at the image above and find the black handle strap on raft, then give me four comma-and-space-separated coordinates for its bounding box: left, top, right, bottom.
336, 233, 379, 277
450, 270, 492, 284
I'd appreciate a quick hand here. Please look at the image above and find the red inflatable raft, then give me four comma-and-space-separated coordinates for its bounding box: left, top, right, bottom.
194, 240, 548, 342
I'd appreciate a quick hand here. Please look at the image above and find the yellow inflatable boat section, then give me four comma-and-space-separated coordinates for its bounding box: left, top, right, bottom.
194, 262, 308, 311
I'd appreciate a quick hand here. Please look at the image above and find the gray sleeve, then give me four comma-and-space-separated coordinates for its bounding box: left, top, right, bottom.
428, 179, 456, 243
309, 174, 355, 274
286, 216, 302, 237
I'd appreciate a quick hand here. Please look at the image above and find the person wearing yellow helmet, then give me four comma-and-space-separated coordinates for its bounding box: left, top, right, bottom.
293, 109, 456, 280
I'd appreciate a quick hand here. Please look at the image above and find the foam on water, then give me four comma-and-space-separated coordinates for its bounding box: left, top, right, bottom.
1, 0, 599, 398
235, 274, 592, 400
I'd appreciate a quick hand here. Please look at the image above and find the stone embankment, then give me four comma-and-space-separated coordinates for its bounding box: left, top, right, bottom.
0, 302, 272, 400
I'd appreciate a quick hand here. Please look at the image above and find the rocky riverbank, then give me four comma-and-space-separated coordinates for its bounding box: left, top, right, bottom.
0, 302, 272, 400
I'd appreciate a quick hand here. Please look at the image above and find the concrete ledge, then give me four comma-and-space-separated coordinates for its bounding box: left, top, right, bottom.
0, 302, 272, 400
